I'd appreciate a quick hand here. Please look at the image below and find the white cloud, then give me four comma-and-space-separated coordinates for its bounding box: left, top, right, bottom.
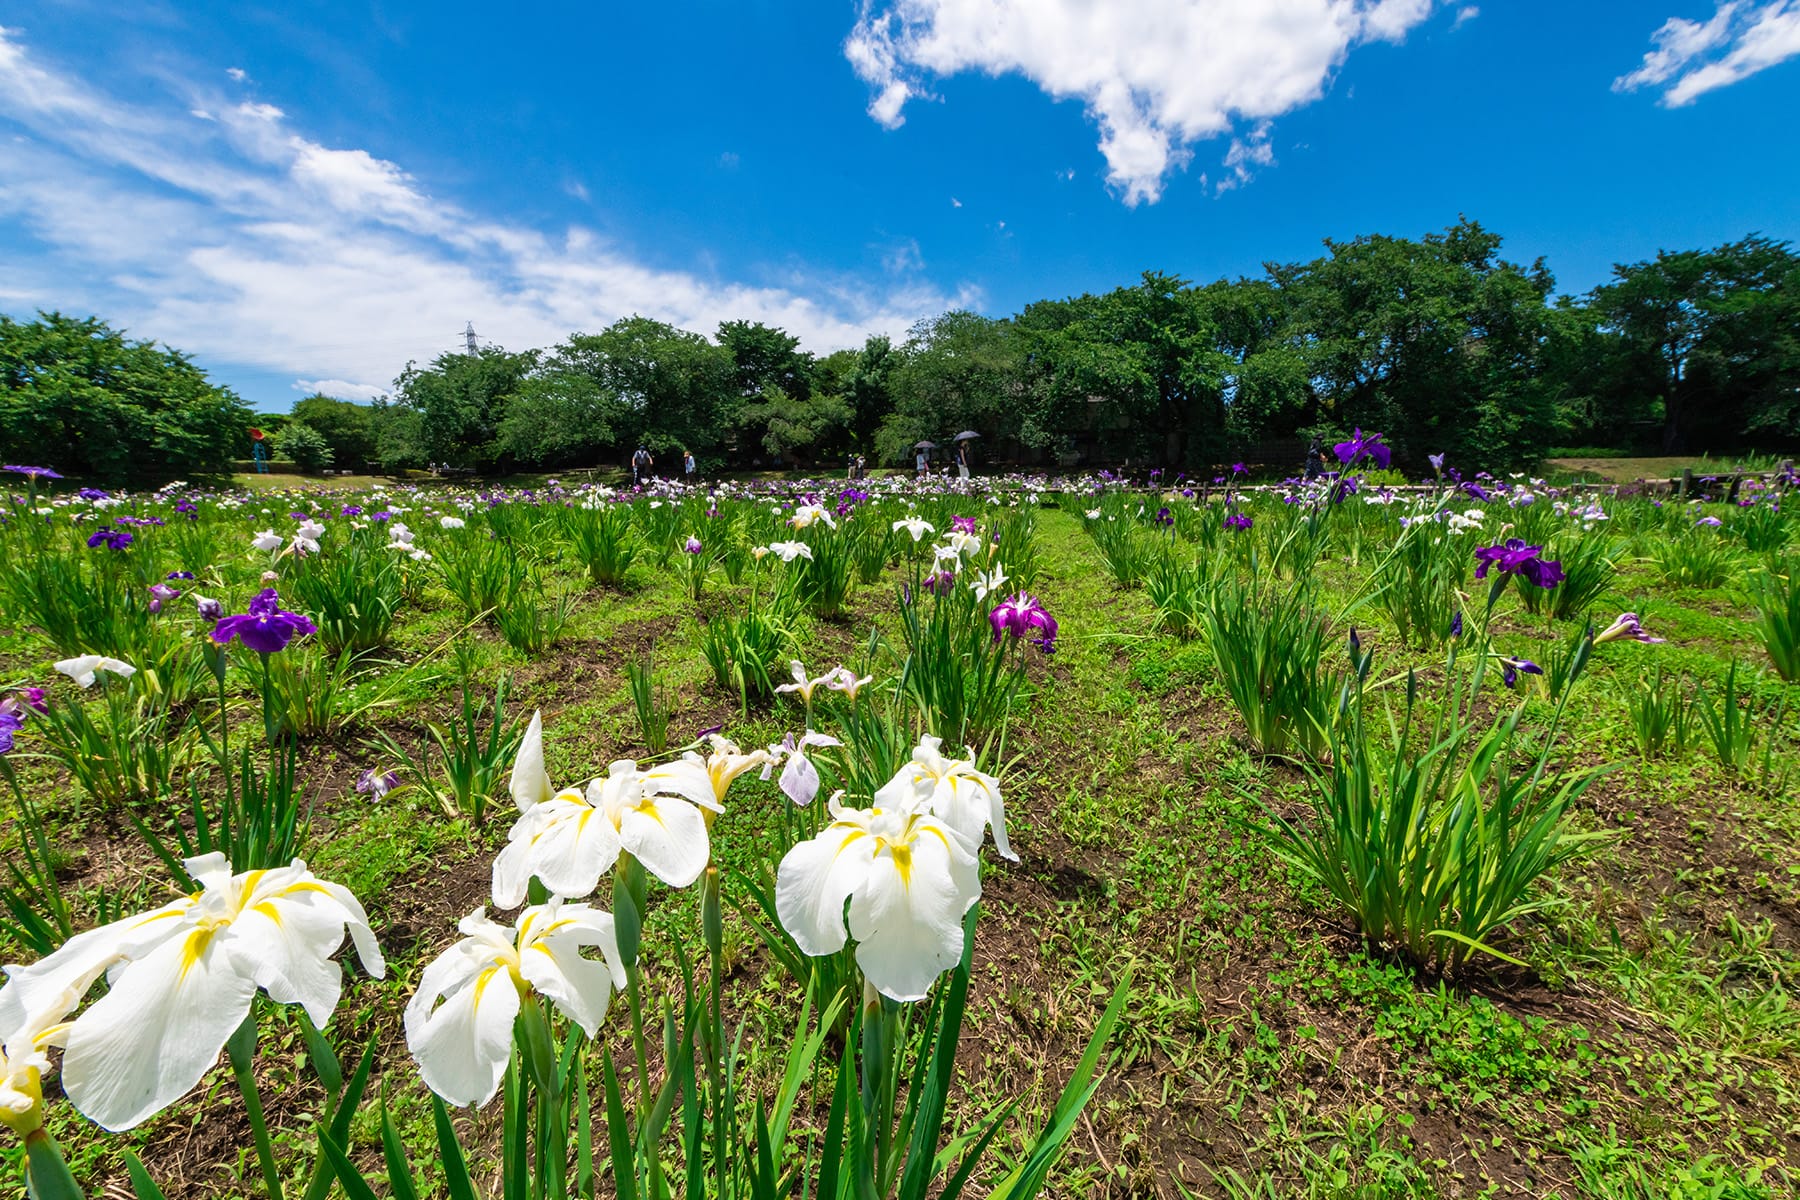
1453, 6, 1479, 29
1616, 2, 1800, 105
880, 237, 925, 272
226, 66, 247, 82
844, 0, 1444, 205
1216, 122, 1275, 193
0, 28, 970, 402
295, 378, 388, 402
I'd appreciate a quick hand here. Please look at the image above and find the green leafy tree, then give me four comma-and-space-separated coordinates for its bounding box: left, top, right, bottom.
878, 312, 1019, 464
289, 394, 376, 471
0, 311, 252, 483
717, 320, 813, 402
1591, 235, 1800, 450
846, 334, 897, 451
497, 336, 626, 467
272, 421, 334, 473
1269, 219, 1561, 468
1015, 274, 1231, 470
388, 346, 537, 471
741, 386, 854, 464
572, 316, 734, 459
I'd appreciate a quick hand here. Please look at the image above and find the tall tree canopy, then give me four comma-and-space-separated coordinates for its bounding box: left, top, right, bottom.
0, 312, 251, 483
382, 346, 537, 472
1591, 235, 1800, 450
289, 394, 376, 472
12, 223, 1794, 482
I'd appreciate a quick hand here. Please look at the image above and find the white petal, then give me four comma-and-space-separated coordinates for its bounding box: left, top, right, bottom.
223, 891, 355, 1026
511, 711, 554, 813
309, 879, 386, 978
0, 902, 193, 1036
527, 801, 623, 901
405, 957, 520, 1109
491, 833, 536, 909
847, 826, 978, 1003
53, 655, 102, 688
638, 758, 722, 813
774, 825, 871, 958
618, 797, 710, 888
518, 907, 623, 1038
61, 925, 259, 1130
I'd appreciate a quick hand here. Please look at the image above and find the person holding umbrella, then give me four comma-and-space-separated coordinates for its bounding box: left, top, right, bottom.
914, 440, 935, 479
954, 431, 979, 480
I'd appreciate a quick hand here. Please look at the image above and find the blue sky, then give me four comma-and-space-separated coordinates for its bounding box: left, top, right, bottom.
2, 1, 1798, 412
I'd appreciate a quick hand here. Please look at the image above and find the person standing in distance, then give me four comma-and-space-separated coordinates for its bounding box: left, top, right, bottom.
632, 445, 654, 487
683, 447, 696, 484
956, 439, 972, 480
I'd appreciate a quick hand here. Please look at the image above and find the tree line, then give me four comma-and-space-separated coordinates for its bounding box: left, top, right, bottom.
4, 220, 1796, 483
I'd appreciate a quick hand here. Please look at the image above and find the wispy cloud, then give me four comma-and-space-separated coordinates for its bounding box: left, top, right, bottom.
844, 0, 1444, 205
0, 26, 970, 402
1615, 2, 1800, 106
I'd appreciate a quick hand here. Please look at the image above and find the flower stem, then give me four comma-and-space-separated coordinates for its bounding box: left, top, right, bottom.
22, 1126, 85, 1200
624, 965, 652, 1126
225, 1011, 283, 1200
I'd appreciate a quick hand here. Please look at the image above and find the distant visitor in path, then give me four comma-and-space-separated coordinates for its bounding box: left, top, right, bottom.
1304, 437, 1324, 480
632, 445, 654, 486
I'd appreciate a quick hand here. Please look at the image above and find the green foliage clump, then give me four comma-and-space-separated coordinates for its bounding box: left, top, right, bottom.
0, 311, 252, 483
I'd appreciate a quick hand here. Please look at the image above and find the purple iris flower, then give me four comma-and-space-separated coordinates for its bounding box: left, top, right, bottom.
1449, 612, 1463, 639
922, 570, 957, 596
3, 465, 61, 481
1594, 613, 1665, 645
1461, 481, 1490, 502
1473, 538, 1565, 589
86, 529, 133, 551
341, 505, 363, 517
0, 710, 21, 755
194, 594, 225, 621
1332, 429, 1391, 470
167, 570, 196, 580
684, 536, 703, 554
147, 582, 181, 614
1231, 462, 1248, 476
1428, 453, 1446, 473
356, 768, 400, 799
16, 687, 46, 715
79, 487, 110, 501
1499, 657, 1542, 689
951, 515, 977, 534
989, 593, 1058, 653
210, 588, 317, 654
1224, 512, 1253, 532
1154, 506, 1174, 527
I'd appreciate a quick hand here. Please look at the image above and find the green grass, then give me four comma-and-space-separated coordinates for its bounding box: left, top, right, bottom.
0, 483, 1795, 1198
